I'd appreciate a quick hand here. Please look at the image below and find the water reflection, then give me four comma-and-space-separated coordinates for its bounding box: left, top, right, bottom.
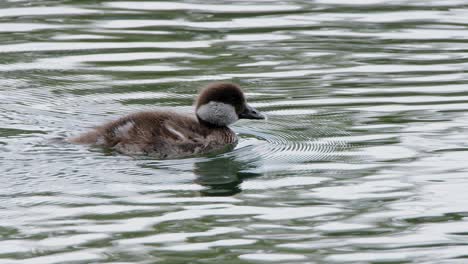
195, 154, 261, 196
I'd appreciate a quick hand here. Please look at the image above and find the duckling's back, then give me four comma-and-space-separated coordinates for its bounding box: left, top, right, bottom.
70, 111, 237, 159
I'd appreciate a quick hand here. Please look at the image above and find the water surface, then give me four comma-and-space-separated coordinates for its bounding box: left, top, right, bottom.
2, 0, 468, 263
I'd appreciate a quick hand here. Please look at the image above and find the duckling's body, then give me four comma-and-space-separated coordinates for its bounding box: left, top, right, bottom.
70, 111, 237, 158
69, 83, 263, 159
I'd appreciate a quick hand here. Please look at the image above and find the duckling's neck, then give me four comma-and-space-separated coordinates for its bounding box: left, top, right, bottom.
197, 117, 229, 129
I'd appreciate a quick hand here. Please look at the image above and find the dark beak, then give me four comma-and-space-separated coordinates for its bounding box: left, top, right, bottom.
239, 104, 265, 120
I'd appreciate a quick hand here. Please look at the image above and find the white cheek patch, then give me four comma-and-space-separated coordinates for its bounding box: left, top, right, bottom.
196, 101, 238, 126
114, 121, 135, 138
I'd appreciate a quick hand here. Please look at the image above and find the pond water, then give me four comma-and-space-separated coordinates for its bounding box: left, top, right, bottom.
2, 0, 468, 263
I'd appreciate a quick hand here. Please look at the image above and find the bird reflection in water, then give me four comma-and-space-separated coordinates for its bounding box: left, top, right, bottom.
194, 154, 260, 196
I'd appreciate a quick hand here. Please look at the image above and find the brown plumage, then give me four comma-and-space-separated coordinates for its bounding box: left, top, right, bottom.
69, 82, 264, 159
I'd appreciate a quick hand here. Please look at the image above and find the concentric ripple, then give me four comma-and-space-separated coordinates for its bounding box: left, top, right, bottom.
235, 114, 351, 165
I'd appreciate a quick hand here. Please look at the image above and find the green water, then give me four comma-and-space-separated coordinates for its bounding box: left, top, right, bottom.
2, 0, 468, 263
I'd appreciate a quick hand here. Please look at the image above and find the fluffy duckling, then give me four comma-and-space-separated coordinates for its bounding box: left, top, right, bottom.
69, 82, 264, 159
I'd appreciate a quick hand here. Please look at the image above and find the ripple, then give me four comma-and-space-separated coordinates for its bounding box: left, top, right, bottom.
51, 34, 119, 40
105, 1, 301, 12
239, 253, 307, 262
314, 0, 468, 6
98, 16, 314, 30
0, 23, 71, 32
0, 52, 211, 72
314, 222, 373, 232
117, 227, 242, 245
305, 179, 414, 201
160, 239, 256, 251
242, 176, 328, 190
101, 65, 190, 72
36, 205, 341, 234
300, 27, 468, 40
237, 115, 351, 165
4, 250, 104, 264
0, 6, 98, 17
38, 233, 109, 248
224, 33, 293, 42
0, 41, 214, 53
3, 0, 468, 263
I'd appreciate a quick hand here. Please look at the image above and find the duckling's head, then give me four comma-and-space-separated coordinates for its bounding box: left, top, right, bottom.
196, 82, 264, 127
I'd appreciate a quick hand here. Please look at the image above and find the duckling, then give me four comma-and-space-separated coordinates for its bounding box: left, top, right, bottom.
69, 82, 264, 159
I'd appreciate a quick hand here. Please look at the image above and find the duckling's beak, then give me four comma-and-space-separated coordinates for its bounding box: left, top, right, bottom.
239, 104, 265, 120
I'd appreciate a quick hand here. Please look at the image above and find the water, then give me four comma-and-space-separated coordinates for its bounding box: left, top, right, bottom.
2, 0, 468, 263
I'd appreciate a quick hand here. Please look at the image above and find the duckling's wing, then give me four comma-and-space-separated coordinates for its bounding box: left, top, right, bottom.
162, 117, 206, 143
112, 113, 206, 157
